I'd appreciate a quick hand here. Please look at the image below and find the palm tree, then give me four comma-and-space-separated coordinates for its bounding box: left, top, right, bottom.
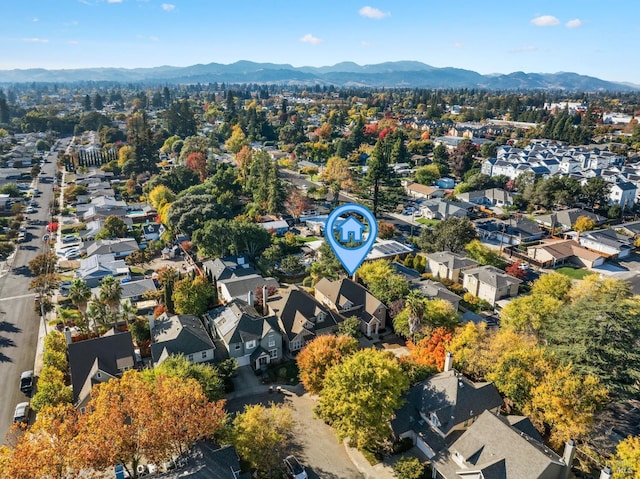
405, 291, 426, 340
68, 279, 92, 332
86, 299, 112, 332
120, 299, 137, 324
99, 276, 123, 328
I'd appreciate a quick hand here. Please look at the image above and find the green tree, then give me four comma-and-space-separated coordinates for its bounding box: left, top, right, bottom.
357, 259, 409, 305
417, 216, 477, 253
337, 316, 362, 339
393, 456, 425, 479
31, 365, 73, 412
612, 435, 640, 479
96, 215, 129, 239
365, 138, 399, 217
317, 348, 409, 452
172, 276, 214, 316
68, 279, 92, 332
581, 176, 611, 210
500, 293, 563, 337
530, 272, 572, 301
142, 354, 225, 402
308, 241, 344, 284
464, 239, 505, 267
99, 275, 123, 319
414, 164, 440, 185
232, 404, 294, 478
192, 219, 272, 259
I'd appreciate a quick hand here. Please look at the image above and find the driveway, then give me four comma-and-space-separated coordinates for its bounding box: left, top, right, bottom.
227, 385, 364, 479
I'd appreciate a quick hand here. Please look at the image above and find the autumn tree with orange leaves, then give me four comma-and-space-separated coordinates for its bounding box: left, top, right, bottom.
296, 334, 359, 395
406, 326, 454, 371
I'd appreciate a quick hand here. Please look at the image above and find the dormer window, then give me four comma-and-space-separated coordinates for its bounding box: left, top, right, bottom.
317, 312, 326, 322
342, 300, 353, 311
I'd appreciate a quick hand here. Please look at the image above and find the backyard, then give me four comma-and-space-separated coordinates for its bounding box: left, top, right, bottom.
554, 266, 595, 280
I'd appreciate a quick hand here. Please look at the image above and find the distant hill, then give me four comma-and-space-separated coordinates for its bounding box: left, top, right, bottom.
0, 60, 636, 91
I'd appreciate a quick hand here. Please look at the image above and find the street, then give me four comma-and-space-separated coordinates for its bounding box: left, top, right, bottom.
0, 139, 67, 443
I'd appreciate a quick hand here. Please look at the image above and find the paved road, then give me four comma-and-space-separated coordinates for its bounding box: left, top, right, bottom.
0, 140, 66, 443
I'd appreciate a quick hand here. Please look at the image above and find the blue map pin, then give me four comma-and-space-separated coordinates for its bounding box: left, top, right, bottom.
325, 204, 378, 276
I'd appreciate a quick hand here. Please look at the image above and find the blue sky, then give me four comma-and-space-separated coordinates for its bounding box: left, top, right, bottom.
0, 0, 638, 84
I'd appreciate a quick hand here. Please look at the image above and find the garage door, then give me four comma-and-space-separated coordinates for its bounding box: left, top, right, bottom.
236, 355, 250, 367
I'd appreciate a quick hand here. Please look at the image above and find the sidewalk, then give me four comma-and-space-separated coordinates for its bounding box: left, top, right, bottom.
343, 441, 396, 479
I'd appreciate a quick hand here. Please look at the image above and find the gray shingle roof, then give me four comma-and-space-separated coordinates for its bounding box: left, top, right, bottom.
151, 313, 215, 363
463, 265, 522, 288
210, 299, 280, 346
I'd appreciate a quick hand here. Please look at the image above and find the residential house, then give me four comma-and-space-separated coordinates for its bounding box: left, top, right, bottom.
390, 262, 422, 284
567, 228, 633, 259
526, 238, 605, 269
420, 198, 472, 221
617, 221, 640, 239
462, 265, 521, 305
426, 251, 478, 283
416, 280, 462, 311
609, 181, 637, 209
86, 238, 139, 259
432, 410, 574, 479
83, 205, 129, 223
150, 313, 216, 366
68, 330, 137, 410
455, 188, 514, 208
474, 217, 544, 245
75, 253, 130, 287
314, 277, 387, 337
259, 219, 290, 235
366, 239, 415, 262
534, 208, 606, 232
266, 284, 341, 353
119, 278, 157, 303
141, 223, 165, 241
405, 182, 445, 200
210, 299, 283, 369
392, 360, 502, 458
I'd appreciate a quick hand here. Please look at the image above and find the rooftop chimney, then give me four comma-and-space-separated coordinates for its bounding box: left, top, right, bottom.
64, 326, 72, 345
247, 290, 255, 307
562, 439, 576, 479
444, 352, 454, 372
262, 284, 268, 314
148, 313, 155, 340
599, 467, 612, 479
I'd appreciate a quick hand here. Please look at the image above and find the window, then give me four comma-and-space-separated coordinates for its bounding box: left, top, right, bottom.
201, 351, 207, 359
269, 349, 278, 359
246, 340, 256, 349
188, 354, 194, 362
317, 311, 326, 322
235, 344, 241, 350
96, 372, 101, 379
268, 337, 276, 348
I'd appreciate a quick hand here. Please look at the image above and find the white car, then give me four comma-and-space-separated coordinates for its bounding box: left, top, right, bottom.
13, 402, 29, 423
283, 455, 307, 479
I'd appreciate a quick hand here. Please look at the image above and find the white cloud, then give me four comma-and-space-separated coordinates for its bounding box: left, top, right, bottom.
161, 3, 175, 11
361, 41, 373, 47
149, 35, 160, 41
67, 40, 79, 45
22, 37, 49, 43
511, 45, 538, 53
531, 15, 560, 26
358, 6, 390, 19
300, 33, 322, 45
107, 0, 123, 3
32, 17, 39, 22
453, 42, 464, 48
566, 18, 582, 28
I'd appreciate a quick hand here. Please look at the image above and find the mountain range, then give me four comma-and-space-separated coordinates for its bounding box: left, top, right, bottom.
0, 60, 637, 91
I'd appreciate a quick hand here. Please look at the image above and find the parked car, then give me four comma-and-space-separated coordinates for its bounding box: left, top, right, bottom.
283, 455, 307, 479
19, 370, 34, 394
13, 402, 29, 423
61, 235, 79, 244
26, 207, 36, 214
64, 250, 81, 260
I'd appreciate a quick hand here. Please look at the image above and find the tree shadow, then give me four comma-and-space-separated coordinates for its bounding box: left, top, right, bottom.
0, 336, 17, 348
11, 265, 33, 277
308, 468, 345, 479
0, 351, 12, 363
0, 321, 21, 333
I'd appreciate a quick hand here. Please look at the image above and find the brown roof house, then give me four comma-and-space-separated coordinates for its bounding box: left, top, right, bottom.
526, 238, 605, 269
314, 277, 387, 338
462, 265, 521, 306
392, 354, 503, 459
267, 284, 342, 353
432, 410, 576, 479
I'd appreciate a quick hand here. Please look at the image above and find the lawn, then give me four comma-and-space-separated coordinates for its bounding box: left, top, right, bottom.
296, 235, 320, 243
416, 218, 440, 227
555, 266, 594, 280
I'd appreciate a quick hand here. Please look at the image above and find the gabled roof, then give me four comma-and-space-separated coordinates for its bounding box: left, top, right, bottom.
434, 410, 567, 479
151, 313, 215, 363
86, 238, 139, 257
426, 251, 478, 271
120, 278, 157, 300
210, 299, 280, 346
413, 370, 503, 435
68, 331, 135, 404
418, 280, 462, 306
463, 265, 522, 288
314, 277, 386, 322
267, 285, 340, 342
76, 253, 129, 279
202, 256, 254, 281
534, 208, 606, 230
